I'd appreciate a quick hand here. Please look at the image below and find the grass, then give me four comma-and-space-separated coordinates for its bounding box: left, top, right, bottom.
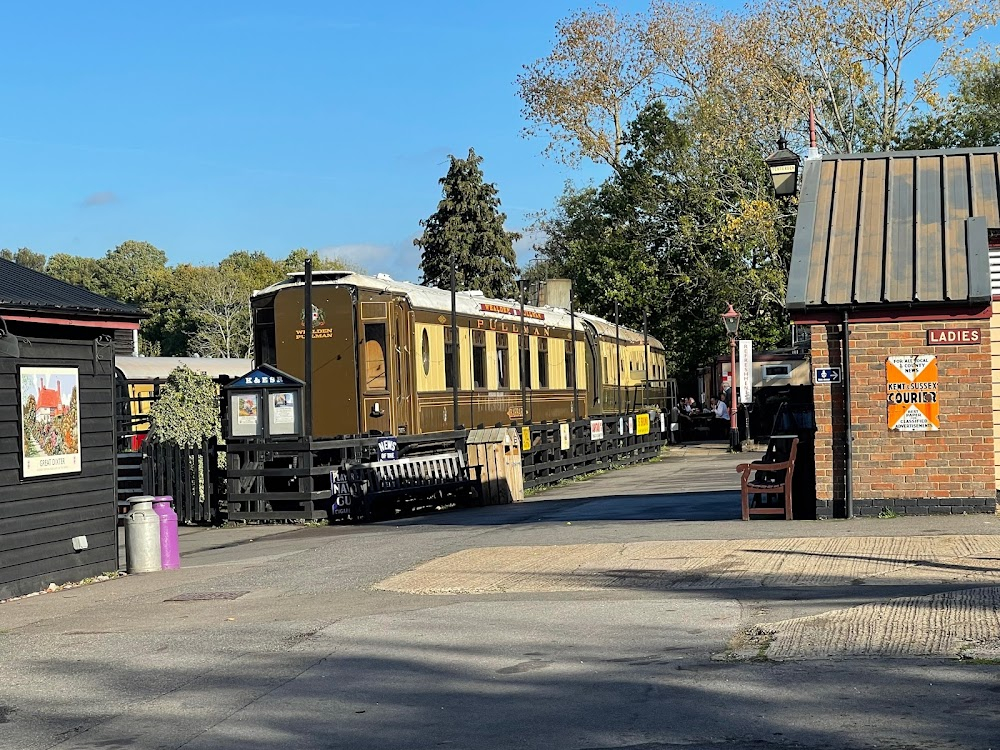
877, 507, 899, 519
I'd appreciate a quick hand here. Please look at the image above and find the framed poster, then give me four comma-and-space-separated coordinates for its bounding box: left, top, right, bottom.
886, 355, 939, 432
19, 366, 82, 478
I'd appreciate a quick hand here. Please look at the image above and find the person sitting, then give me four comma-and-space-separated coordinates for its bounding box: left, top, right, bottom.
710, 397, 730, 438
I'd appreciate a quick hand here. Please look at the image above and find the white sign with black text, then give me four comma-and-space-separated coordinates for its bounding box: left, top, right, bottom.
738, 339, 753, 404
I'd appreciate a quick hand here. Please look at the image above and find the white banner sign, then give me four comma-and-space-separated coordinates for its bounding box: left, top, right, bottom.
739, 339, 753, 404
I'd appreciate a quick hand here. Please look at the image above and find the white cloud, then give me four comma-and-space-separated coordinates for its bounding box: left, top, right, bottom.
82, 191, 118, 207
318, 239, 423, 283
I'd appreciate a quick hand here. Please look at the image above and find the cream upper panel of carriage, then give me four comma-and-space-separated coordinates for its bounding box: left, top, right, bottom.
262, 271, 581, 332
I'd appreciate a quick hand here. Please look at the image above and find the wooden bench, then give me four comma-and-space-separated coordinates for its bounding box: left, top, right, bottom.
737, 437, 798, 521
343, 451, 481, 521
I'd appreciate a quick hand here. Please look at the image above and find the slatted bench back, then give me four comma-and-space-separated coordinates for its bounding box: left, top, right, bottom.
360, 451, 469, 492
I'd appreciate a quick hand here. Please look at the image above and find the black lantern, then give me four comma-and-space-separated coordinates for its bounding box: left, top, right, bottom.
765, 137, 801, 197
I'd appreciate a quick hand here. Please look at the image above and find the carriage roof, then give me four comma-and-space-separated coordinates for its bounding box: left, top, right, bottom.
257, 271, 663, 347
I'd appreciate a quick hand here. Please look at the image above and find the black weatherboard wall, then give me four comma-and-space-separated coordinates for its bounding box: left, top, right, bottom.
0, 258, 141, 599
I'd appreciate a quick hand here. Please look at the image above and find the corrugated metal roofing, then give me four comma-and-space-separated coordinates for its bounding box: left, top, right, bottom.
786, 148, 999, 311
0, 257, 140, 317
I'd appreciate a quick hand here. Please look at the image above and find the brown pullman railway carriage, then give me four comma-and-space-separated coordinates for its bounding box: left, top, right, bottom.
250, 272, 673, 438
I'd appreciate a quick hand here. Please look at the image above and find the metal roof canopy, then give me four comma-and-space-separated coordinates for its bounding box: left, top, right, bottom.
786, 147, 1000, 311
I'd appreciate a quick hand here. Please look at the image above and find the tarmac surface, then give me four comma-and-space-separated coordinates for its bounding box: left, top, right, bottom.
2, 441, 1000, 750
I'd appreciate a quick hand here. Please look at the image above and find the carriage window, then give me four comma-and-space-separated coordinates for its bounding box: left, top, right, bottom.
421, 329, 430, 375
364, 323, 387, 391
564, 340, 573, 389
603, 356, 608, 381
537, 338, 549, 388
519, 335, 532, 389
444, 327, 457, 389
472, 330, 486, 389
496, 333, 509, 388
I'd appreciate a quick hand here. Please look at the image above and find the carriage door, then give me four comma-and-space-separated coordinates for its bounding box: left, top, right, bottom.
583, 323, 600, 408
359, 296, 393, 435
391, 299, 416, 435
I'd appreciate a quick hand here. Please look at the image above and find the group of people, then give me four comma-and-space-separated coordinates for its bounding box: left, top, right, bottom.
668, 393, 732, 444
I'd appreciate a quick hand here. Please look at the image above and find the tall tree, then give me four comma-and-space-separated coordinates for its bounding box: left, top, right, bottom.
46, 254, 102, 291
415, 148, 521, 298
281, 247, 356, 274
518, 0, 1000, 161
187, 266, 253, 358
96, 240, 172, 356
517, 6, 657, 171
895, 52, 1000, 149
533, 102, 791, 380
1, 247, 46, 271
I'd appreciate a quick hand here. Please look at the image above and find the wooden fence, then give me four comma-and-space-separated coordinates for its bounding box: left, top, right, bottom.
520, 411, 667, 490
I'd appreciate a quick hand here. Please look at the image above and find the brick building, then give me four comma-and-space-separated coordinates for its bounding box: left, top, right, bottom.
786, 148, 999, 518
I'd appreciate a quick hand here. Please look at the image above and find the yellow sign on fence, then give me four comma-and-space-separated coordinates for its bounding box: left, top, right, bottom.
886, 355, 939, 431
636, 413, 650, 436
522, 426, 532, 451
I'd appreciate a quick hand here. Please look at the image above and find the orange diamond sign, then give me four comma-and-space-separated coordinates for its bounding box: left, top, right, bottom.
886, 355, 939, 431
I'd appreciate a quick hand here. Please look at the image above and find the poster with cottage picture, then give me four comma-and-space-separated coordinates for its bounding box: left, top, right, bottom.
19, 366, 82, 478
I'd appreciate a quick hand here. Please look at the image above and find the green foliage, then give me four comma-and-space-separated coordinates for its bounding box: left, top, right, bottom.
34, 241, 358, 357
415, 148, 521, 298
895, 54, 1000, 150
46, 254, 103, 291
1, 247, 46, 271
147, 366, 220, 447
534, 102, 792, 382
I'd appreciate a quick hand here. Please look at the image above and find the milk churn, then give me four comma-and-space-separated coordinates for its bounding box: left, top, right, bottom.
152, 496, 180, 570
125, 495, 162, 573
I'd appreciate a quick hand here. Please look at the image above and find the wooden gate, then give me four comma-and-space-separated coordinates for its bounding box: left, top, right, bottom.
141, 438, 222, 524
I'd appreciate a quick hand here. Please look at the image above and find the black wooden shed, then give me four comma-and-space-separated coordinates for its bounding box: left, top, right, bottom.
0, 258, 141, 599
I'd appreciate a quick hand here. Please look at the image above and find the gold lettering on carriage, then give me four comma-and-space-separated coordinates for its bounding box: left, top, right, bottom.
475, 318, 550, 337
478, 303, 545, 321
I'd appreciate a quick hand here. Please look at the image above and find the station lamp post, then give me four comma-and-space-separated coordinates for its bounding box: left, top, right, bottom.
720, 303, 741, 452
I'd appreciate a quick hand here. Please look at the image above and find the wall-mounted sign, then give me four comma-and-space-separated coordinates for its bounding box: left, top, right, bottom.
559, 422, 570, 451
814, 367, 841, 384
19, 366, 82, 478
927, 328, 981, 345
886, 355, 939, 432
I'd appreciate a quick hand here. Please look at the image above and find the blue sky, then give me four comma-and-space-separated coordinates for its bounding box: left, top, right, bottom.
1, 2, 995, 283
0, 1, 644, 282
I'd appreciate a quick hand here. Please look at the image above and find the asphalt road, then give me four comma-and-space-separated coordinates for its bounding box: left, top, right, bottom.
2, 444, 999, 750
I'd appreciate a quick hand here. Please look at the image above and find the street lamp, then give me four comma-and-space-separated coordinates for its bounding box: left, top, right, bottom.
720, 303, 741, 452
764, 137, 801, 198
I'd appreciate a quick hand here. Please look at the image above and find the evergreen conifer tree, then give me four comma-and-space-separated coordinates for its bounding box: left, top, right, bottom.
415, 148, 520, 298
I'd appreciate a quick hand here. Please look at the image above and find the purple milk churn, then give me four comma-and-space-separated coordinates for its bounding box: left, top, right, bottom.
152, 496, 180, 570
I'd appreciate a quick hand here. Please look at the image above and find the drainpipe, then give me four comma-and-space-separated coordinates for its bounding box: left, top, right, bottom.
842, 310, 853, 518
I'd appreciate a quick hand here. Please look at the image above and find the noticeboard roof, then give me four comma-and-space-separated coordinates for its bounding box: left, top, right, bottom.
226, 363, 303, 389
